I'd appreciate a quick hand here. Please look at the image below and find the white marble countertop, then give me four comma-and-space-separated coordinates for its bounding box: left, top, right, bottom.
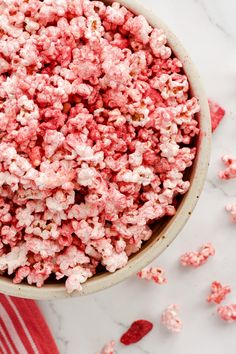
39, 1, 236, 353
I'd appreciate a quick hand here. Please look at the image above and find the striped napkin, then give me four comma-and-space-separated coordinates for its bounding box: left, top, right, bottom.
0, 294, 59, 354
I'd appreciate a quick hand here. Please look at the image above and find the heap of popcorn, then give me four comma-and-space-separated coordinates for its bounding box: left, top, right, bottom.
0, 0, 199, 293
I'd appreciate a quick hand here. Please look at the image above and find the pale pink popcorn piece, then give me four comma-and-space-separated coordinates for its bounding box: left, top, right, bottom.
25, 238, 62, 258
43, 130, 65, 158
217, 304, 236, 322
152, 73, 189, 104
73, 83, 93, 98
105, 2, 127, 25
219, 155, 236, 180
207, 281, 231, 304
27, 261, 54, 287
0, 57, 10, 74
102, 251, 128, 273
65, 266, 93, 294
56, 246, 90, 271
137, 266, 167, 284
116, 166, 155, 186
161, 304, 183, 333
0, 244, 28, 275
150, 28, 171, 59
225, 204, 236, 223
77, 163, 97, 187
96, 340, 116, 354
104, 187, 127, 221
13, 266, 31, 284
180, 243, 215, 268
123, 15, 152, 44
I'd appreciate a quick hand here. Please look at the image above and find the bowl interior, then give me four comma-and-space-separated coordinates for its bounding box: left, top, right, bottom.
0, 0, 211, 299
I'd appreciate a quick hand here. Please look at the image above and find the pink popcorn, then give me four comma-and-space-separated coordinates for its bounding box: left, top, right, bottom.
77, 164, 97, 187
43, 130, 65, 158
104, 186, 127, 221
73, 218, 105, 243
1, 225, 18, 247
13, 266, 31, 285
150, 28, 171, 60
96, 340, 116, 354
123, 15, 152, 44
121, 201, 166, 226
64, 266, 93, 293
0, 243, 28, 275
56, 245, 90, 271
116, 166, 155, 186
217, 304, 236, 322
0, 57, 10, 75
26, 261, 55, 287
219, 155, 236, 180
161, 304, 183, 333
102, 251, 128, 273
225, 204, 236, 222
105, 3, 127, 25
25, 238, 62, 258
152, 73, 189, 104
207, 281, 231, 304
0, 0, 199, 292
137, 266, 167, 284
180, 243, 215, 268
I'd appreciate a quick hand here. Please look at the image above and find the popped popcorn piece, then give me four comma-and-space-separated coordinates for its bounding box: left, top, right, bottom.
77, 163, 97, 187
123, 15, 152, 44
217, 304, 236, 322
105, 2, 127, 25
207, 281, 231, 304
56, 245, 90, 271
151, 73, 189, 104
117, 166, 155, 186
13, 266, 31, 285
225, 204, 236, 222
180, 243, 215, 268
26, 238, 62, 258
150, 28, 171, 59
102, 251, 128, 273
65, 266, 93, 293
43, 130, 65, 158
137, 266, 167, 284
0, 244, 28, 275
96, 340, 116, 354
208, 99, 225, 132
161, 304, 183, 333
219, 156, 236, 180
27, 261, 54, 287
0, 0, 199, 292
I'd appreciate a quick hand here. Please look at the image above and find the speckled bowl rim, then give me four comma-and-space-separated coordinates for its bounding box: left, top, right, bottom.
0, 0, 211, 300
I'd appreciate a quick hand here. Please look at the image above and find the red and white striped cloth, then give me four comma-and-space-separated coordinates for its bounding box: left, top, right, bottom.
0, 294, 59, 354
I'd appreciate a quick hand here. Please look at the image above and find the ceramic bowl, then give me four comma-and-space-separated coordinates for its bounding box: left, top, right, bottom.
0, 0, 211, 299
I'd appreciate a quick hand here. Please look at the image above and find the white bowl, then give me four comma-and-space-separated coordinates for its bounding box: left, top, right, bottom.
0, 0, 211, 299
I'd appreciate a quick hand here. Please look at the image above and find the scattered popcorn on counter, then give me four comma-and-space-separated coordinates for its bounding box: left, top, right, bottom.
137, 266, 167, 284
161, 304, 183, 333
180, 243, 215, 268
217, 304, 236, 322
225, 204, 236, 222
207, 281, 231, 305
0, 0, 199, 292
96, 340, 116, 354
219, 156, 236, 180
